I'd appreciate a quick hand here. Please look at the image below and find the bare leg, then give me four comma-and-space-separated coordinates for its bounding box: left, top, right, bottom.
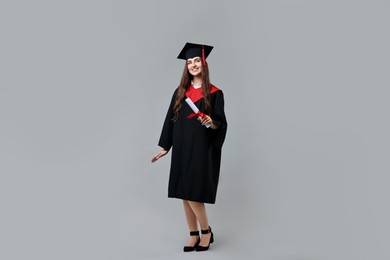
187, 201, 212, 247
183, 200, 200, 246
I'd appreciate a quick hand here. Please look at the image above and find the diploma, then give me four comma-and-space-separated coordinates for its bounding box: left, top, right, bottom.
185, 98, 211, 128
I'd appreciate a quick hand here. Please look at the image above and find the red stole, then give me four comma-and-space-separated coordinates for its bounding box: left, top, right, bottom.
185, 84, 221, 104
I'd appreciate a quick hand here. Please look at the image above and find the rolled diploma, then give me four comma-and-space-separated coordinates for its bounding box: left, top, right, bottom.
185, 98, 210, 128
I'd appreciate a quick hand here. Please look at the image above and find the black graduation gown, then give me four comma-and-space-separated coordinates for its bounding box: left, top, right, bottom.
158, 85, 227, 204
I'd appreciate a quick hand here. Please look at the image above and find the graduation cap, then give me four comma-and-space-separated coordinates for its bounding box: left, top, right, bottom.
177, 42, 213, 66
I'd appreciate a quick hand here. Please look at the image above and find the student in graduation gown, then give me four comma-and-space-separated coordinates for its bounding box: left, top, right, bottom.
151, 42, 227, 252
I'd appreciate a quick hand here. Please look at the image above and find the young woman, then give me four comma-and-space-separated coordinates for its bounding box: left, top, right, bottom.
151, 42, 227, 252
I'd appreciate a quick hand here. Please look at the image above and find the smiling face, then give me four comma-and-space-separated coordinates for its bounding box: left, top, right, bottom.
187, 56, 202, 77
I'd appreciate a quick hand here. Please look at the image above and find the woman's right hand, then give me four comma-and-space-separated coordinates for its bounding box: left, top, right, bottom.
151, 149, 168, 163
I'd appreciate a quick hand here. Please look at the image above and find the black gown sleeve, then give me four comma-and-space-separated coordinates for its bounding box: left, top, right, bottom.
211, 90, 227, 149
158, 89, 178, 151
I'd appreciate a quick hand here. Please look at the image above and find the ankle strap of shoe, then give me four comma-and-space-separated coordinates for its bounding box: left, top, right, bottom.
190, 231, 199, 236
201, 226, 211, 234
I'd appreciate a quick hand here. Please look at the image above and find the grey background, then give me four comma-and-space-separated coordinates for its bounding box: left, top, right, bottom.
1, 0, 389, 259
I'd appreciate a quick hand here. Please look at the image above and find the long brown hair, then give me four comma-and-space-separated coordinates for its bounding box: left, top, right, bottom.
172, 62, 212, 122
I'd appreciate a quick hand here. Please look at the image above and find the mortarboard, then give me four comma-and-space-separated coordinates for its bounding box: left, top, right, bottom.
177, 42, 213, 66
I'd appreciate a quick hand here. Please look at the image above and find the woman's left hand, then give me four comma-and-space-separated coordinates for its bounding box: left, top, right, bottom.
198, 115, 217, 129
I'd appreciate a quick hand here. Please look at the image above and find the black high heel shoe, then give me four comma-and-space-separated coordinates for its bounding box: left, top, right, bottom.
195, 226, 214, 252
183, 231, 200, 252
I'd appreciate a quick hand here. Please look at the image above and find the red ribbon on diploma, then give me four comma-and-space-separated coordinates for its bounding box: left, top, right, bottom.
187, 111, 207, 119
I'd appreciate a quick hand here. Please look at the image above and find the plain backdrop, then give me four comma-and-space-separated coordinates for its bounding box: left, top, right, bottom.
1, 0, 389, 259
